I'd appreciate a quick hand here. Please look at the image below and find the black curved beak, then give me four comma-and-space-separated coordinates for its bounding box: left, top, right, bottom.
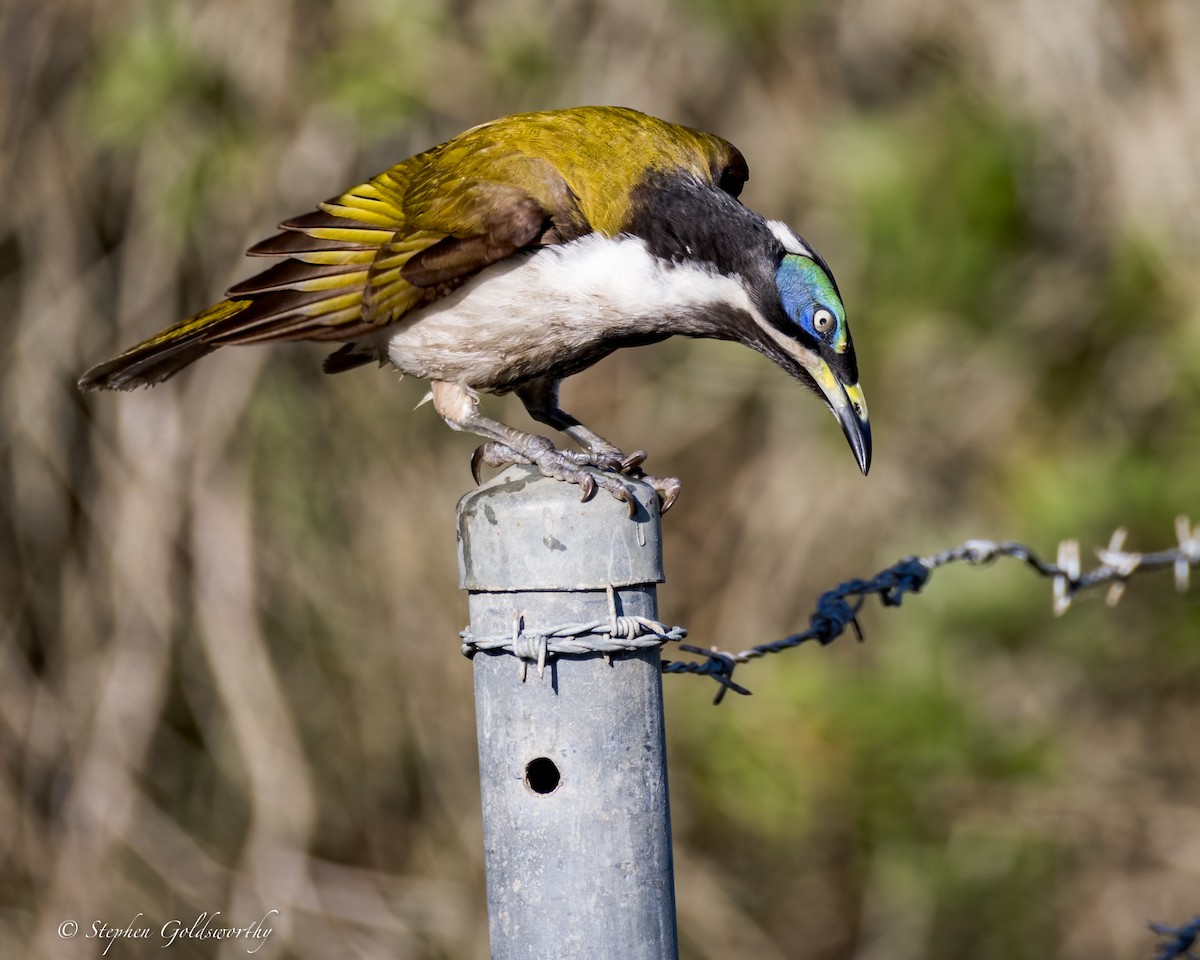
837, 380, 871, 475
808, 359, 872, 475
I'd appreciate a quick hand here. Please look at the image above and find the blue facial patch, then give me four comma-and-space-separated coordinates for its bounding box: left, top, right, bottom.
775, 255, 847, 352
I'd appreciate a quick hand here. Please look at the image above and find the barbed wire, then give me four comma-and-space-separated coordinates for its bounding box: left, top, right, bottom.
663, 516, 1200, 703
1149, 914, 1199, 960
461, 584, 687, 681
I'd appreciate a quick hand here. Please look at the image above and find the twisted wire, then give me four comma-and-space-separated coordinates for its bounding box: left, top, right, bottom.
1149, 914, 1200, 960
664, 516, 1200, 703
461, 584, 687, 681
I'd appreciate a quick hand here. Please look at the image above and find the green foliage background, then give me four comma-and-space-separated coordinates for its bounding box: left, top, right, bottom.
2, 1, 1198, 957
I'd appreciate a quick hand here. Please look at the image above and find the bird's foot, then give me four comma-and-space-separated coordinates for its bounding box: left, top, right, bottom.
559, 447, 682, 513
471, 439, 680, 514
557, 447, 648, 474
634, 471, 682, 513
472, 438, 638, 515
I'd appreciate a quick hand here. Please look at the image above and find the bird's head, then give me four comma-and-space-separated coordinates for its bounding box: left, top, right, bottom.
760, 234, 871, 475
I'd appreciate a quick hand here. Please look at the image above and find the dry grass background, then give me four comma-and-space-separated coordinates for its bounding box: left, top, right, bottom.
2, 1, 1199, 958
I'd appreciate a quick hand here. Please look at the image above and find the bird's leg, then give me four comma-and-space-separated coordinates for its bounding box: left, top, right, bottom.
516, 378, 682, 512
430, 381, 642, 513
515, 378, 645, 471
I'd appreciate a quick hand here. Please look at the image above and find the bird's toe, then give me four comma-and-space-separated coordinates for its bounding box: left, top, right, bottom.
649, 476, 683, 513
471, 441, 528, 483
619, 450, 648, 472
575, 472, 598, 503
468, 435, 661, 518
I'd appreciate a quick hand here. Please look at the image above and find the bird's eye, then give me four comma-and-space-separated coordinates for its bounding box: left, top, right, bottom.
813, 308, 835, 335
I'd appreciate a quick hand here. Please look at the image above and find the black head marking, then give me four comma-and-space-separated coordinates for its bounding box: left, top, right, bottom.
716, 146, 749, 199
626, 170, 779, 284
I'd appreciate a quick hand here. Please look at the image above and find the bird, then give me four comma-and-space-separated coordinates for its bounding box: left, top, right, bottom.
79, 106, 871, 511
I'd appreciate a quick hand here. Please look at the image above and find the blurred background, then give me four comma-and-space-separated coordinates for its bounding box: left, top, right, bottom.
3, 0, 1199, 957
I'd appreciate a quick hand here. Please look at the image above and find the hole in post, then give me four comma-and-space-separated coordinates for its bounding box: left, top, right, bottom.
524, 757, 560, 795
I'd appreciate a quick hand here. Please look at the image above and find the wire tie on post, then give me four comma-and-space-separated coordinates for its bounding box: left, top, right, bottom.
460, 592, 686, 671
604, 584, 618, 665
512, 613, 528, 682
509, 613, 549, 681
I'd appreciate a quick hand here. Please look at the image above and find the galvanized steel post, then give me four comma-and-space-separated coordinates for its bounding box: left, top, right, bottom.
457, 464, 679, 960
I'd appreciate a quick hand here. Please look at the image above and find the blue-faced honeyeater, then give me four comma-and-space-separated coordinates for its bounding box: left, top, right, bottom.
79, 106, 871, 509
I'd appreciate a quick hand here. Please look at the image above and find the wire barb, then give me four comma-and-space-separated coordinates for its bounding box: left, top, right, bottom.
665, 517, 1199, 702
460, 584, 688, 679
1148, 914, 1200, 960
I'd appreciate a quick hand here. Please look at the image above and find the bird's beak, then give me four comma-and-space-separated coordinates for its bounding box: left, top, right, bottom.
808, 359, 872, 475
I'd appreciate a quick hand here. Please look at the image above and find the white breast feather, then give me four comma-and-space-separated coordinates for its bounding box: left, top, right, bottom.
381, 234, 762, 388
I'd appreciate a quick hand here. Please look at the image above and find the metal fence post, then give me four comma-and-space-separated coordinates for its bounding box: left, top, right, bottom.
457, 464, 679, 960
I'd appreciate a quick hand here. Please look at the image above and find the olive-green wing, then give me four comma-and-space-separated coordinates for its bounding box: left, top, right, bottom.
78, 151, 562, 389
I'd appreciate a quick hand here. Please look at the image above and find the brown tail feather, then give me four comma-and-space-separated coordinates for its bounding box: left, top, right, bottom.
78, 341, 217, 391
77, 299, 252, 391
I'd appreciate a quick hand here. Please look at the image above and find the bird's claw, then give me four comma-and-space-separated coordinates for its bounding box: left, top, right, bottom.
470, 440, 672, 517
472, 442, 521, 484
619, 450, 648, 471
616, 456, 681, 514
650, 476, 682, 513
565, 467, 636, 517
605, 480, 636, 518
